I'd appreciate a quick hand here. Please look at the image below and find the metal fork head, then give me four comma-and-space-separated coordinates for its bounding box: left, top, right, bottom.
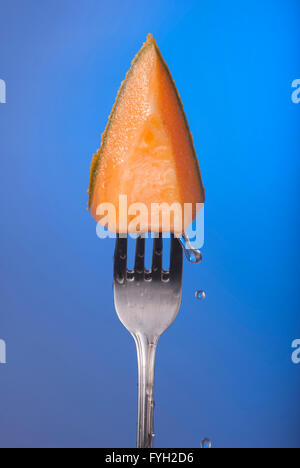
113, 234, 183, 341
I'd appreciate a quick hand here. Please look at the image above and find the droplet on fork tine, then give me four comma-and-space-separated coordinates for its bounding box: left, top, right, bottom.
114, 234, 127, 283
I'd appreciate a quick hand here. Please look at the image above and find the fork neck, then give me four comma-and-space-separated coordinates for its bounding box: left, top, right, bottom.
134, 333, 158, 449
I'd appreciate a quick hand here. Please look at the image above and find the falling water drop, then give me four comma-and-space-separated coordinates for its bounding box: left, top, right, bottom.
201, 438, 212, 448
195, 290, 206, 300
126, 270, 134, 281
179, 233, 202, 264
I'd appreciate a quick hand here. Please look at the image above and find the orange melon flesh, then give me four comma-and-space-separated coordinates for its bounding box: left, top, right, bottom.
89, 34, 205, 233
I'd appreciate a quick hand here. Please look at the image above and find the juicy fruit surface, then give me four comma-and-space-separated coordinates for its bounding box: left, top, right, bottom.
89, 34, 205, 233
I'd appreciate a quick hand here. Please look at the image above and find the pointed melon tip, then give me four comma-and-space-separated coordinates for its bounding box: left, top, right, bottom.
146, 33, 154, 42
145, 33, 159, 49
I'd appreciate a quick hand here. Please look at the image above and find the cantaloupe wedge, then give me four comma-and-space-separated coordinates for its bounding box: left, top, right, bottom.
88, 34, 205, 234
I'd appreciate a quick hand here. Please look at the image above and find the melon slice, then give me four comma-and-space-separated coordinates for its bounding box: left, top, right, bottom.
88, 34, 205, 234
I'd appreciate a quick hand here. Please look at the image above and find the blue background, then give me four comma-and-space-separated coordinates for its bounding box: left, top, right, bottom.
0, 0, 299, 448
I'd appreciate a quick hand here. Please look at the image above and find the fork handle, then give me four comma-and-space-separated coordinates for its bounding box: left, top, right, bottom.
134, 333, 158, 448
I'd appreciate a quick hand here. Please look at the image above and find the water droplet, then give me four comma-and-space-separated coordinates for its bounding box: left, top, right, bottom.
116, 275, 125, 285
144, 270, 152, 281
201, 438, 212, 448
162, 271, 169, 282
179, 233, 202, 264
126, 270, 134, 281
195, 290, 206, 300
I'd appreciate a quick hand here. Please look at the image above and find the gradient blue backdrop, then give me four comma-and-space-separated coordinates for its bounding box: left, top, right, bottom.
0, 0, 299, 448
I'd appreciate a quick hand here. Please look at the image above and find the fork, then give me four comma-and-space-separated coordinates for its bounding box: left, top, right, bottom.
113, 233, 183, 448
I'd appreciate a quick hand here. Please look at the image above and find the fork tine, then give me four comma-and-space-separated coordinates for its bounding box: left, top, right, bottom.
170, 234, 183, 280
134, 236, 145, 280
114, 233, 127, 282
152, 233, 163, 279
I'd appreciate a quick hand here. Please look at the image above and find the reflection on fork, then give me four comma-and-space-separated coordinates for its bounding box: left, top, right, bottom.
113, 233, 183, 448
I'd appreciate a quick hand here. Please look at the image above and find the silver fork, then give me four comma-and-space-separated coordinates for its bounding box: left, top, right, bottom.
113, 233, 183, 448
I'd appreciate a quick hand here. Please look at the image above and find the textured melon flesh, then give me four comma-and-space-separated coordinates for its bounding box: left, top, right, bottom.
89, 34, 205, 233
